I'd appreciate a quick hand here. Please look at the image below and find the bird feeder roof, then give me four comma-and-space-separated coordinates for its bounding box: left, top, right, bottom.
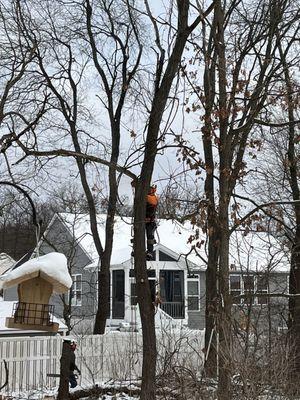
0, 252, 72, 294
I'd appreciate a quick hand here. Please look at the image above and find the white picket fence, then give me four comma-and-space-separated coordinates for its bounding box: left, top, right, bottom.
0, 330, 204, 397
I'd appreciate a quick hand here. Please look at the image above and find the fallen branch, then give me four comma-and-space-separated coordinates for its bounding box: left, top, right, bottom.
69, 384, 187, 399
69, 385, 140, 399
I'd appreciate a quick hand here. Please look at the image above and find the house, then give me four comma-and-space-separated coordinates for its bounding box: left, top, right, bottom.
36, 213, 207, 330
4, 213, 290, 333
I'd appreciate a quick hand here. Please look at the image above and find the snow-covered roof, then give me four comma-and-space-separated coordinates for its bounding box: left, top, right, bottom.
0, 252, 72, 294
229, 231, 290, 273
0, 253, 15, 276
54, 213, 290, 273
58, 213, 205, 268
0, 299, 67, 334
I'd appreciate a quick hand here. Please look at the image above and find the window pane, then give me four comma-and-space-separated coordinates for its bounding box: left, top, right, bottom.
257, 275, 268, 305
257, 296, 267, 305
188, 297, 199, 311
131, 296, 138, 306
257, 276, 268, 292
131, 283, 138, 305
159, 251, 176, 261
71, 275, 82, 306
231, 290, 241, 305
230, 275, 241, 290
188, 281, 199, 296
244, 276, 254, 292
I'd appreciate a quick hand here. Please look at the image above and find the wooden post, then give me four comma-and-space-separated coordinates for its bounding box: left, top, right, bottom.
57, 340, 71, 399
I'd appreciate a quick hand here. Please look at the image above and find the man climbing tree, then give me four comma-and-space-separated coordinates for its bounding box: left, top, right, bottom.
145, 184, 159, 260
131, 182, 159, 260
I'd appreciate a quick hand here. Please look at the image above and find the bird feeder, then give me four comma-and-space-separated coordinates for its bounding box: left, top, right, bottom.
0, 252, 72, 332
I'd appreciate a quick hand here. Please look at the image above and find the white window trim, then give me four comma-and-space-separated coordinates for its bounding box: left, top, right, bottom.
230, 274, 242, 305
187, 276, 200, 311
230, 274, 269, 306
256, 275, 268, 305
71, 274, 82, 306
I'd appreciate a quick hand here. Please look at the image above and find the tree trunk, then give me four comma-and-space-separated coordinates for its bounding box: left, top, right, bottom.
277, 36, 300, 379
133, 184, 156, 399
57, 341, 71, 400
130, 3, 192, 397
217, 213, 232, 400
289, 233, 300, 373
204, 227, 220, 376
94, 265, 110, 334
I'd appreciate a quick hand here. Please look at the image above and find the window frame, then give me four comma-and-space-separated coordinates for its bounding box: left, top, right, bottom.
71, 274, 82, 306
243, 275, 255, 305
229, 273, 269, 306
130, 269, 156, 306
256, 275, 268, 305
230, 274, 242, 305
187, 276, 200, 311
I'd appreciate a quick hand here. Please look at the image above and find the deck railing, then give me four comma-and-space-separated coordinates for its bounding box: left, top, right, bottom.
160, 301, 185, 319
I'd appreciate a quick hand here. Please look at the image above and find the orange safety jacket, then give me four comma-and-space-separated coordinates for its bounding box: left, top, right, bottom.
146, 193, 158, 222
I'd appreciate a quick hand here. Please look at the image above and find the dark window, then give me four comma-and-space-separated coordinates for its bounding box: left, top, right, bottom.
244, 275, 254, 304
230, 275, 241, 305
130, 281, 155, 304
159, 251, 176, 262
129, 269, 135, 278
129, 269, 156, 278
112, 270, 125, 318
187, 280, 199, 311
257, 275, 268, 305
160, 270, 184, 303
131, 282, 138, 305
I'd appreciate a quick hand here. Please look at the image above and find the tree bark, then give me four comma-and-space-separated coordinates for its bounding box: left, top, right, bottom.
277, 36, 300, 377
57, 341, 71, 400
132, 3, 193, 398
133, 184, 156, 400
217, 206, 232, 400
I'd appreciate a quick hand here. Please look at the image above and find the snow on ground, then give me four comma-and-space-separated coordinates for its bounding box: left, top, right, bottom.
0, 252, 72, 293
6, 386, 298, 400
93, 395, 138, 399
